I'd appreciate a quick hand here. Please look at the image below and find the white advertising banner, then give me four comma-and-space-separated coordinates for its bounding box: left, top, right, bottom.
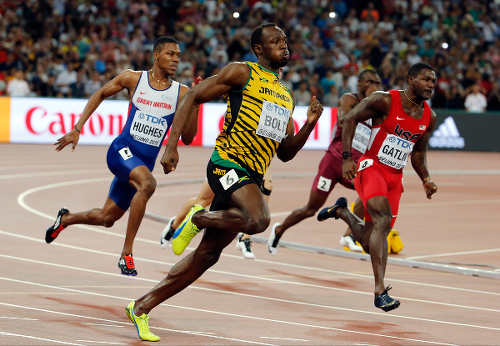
201, 103, 331, 149
10, 97, 129, 144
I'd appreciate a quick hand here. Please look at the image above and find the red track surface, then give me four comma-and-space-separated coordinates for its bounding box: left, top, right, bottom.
1, 144, 499, 345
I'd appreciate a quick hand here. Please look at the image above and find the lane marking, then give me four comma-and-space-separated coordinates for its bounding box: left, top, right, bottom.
82, 322, 124, 328
0, 331, 84, 345
408, 248, 500, 260
0, 301, 274, 346
1, 233, 500, 313
0, 285, 457, 345
260, 336, 310, 342
1, 253, 500, 332
75, 341, 125, 345
0, 316, 38, 320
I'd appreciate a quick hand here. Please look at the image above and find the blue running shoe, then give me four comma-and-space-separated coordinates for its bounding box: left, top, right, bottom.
317, 197, 347, 221
374, 286, 400, 312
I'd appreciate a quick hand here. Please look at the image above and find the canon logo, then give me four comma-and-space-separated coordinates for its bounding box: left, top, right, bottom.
25, 106, 125, 136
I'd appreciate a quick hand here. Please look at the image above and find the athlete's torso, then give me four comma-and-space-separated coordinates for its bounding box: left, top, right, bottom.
215, 62, 294, 175
363, 89, 431, 171
115, 71, 180, 160
328, 93, 372, 163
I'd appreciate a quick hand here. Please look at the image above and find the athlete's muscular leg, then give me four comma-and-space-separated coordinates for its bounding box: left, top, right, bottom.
365, 196, 392, 294
133, 226, 236, 315
121, 165, 156, 256
192, 184, 270, 236
274, 189, 328, 238
60, 198, 125, 228
343, 198, 364, 237
172, 181, 214, 229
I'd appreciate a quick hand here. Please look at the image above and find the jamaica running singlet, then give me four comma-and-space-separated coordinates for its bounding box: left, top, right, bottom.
214, 62, 294, 175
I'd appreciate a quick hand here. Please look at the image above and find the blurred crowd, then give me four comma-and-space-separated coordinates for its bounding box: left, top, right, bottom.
1, 0, 500, 111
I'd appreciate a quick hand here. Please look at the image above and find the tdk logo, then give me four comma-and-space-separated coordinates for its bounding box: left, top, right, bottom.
429, 116, 465, 149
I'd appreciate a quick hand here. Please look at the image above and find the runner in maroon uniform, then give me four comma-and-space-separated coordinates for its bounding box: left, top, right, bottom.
268, 70, 382, 255
318, 63, 438, 311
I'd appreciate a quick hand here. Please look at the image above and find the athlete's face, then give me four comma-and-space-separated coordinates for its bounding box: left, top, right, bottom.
260, 26, 289, 68
409, 69, 437, 100
155, 43, 181, 76
359, 73, 382, 98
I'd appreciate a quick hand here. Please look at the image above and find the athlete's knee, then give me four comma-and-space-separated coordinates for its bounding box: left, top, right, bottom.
139, 177, 157, 198
244, 213, 270, 235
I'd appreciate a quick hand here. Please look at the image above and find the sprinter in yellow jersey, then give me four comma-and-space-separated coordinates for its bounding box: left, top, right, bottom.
124, 23, 323, 341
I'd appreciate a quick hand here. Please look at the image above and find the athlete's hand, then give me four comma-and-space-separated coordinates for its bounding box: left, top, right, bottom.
306, 96, 323, 124
423, 180, 437, 199
161, 146, 179, 174
342, 157, 357, 181
54, 129, 80, 152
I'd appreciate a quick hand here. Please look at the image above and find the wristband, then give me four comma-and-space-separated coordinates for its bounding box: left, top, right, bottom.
74, 125, 81, 133
342, 151, 352, 160
423, 176, 431, 184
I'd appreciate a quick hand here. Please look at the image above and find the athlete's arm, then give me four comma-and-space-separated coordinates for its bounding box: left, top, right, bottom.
178, 84, 200, 145
54, 70, 139, 151
277, 95, 323, 162
341, 91, 391, 180
161, 63, 250, 173
411, 110, 438, 199
334, 93, 358, 144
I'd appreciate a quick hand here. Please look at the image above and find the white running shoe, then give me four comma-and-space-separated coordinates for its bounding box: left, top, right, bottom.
267, 223, 281, 255
339, 235, 363, 252
236, 233, 256, 259
160, 217, 175, 248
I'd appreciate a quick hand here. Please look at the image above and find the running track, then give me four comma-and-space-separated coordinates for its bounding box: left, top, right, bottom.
1, 143, 499, 345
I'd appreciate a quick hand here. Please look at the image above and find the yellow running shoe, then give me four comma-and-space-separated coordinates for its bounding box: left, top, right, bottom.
125, 301, 160, 342
171, 204, 204, 255
388, 229, 404, 254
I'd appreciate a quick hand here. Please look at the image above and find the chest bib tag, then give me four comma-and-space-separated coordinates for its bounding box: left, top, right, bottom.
377, 134, 413, 169
130, 111, 168, 147
256, 100, 290, 143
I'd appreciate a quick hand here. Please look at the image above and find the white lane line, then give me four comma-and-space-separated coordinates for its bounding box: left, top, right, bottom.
408, 248, 500, 260
0, 170, 106, 180
76, 341, 125, 345
82, 322, 124, 328
0, 300, 275, 346
0, 316, 38, 320
15, 181, 500, 297
1, 254, 500, 333
0, 331, 84, 345
1, 233, 499, 314
0, 284, 456, 346
260, 336, 310, 342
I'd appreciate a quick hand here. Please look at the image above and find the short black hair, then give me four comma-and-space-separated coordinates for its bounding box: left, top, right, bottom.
153, 36, 178, 53
358, 69, 377, 81
250, 23, 278, 54
408, 63, 435, 79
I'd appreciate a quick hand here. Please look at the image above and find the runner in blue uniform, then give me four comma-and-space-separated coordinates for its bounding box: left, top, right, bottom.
44, 36, 199, 276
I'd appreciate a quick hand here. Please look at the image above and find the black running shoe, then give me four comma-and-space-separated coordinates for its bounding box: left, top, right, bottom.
45, 208, 69, 244
374, 286, 400, 312
118, 254, 138, 276
317, 197, 347, 221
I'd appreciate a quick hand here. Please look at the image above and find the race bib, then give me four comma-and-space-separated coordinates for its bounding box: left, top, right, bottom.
219, 169, 239, 190
317, 176, 332, 192
130, 111, 168, 147
352, 122, 371, 153
118, 146, 133, 160
256, 101, 290, 143
358, 158, 373, 172
377, 134, 413, 170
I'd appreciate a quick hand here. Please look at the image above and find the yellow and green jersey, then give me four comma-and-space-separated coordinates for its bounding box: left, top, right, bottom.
214, 61, 295, 176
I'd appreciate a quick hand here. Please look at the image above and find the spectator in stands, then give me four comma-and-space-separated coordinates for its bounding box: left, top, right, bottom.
465, 82, 488, 113
7, 69, 30, 97
295, 81, 311, 106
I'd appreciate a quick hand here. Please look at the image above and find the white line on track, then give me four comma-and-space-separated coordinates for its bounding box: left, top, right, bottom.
75, 341, 125, 345
83, 322, 124, 328
0, 316, 38, 320
1, 232, 499, 313
260, 336, 310, 342
15, 183, 500, 297
0, 284, 457, 345
408, 248, 500, 260
1, 250, 499, 333
0, 331, 85, 345
0, 301, 275, 346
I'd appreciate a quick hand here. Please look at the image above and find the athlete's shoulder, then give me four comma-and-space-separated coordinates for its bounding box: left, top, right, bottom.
118, 69, 142, 85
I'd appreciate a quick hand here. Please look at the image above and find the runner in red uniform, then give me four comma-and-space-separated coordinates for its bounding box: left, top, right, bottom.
267, 70, 382, 255
318, 63, 438, 312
